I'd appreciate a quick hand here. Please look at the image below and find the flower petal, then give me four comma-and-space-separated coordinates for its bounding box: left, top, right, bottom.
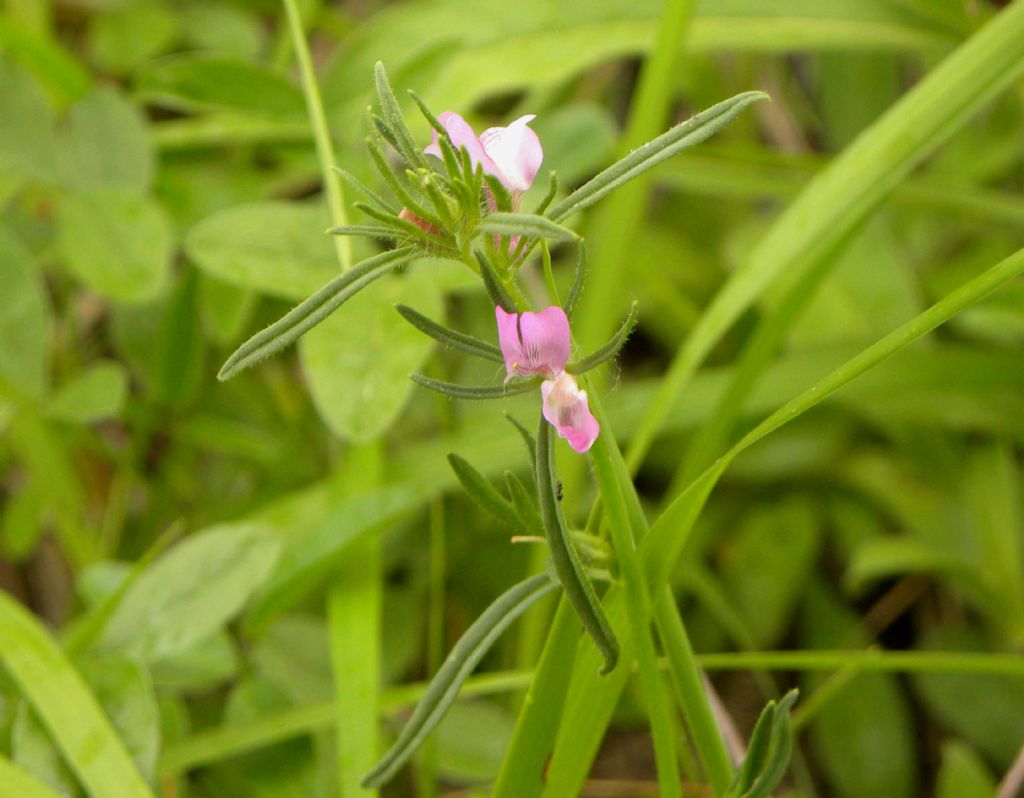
480, 114, 543, 192
494, 306, 569, 379
495, 306, 523, 377
517, 306, 570, 376
424, 111, 495, 174
541, 373, 600, 453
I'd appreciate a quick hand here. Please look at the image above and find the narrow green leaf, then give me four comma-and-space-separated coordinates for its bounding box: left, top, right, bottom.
547, 91, 768, 222
483, 174, 514, 213
644, 245, 1024, 590
536, 418, 618, 674
0, 592, 155, 798
327, 225, 399, 240
563, 242, 587, 319
408, 89, 445, 136
416, 96, 464, 182
0, 753, 64, 798
0, 16, 91, 105
362, 572, 558, 788
568, 301, 638, 374
747, 689, 799, 798
355, 202, 453, 251
532, 170, 559, 215
475, 249, 516, 312
730, 701, 777, 797
396, 305, 502, 362
217, 246, 416, 381
504, 413, 537, 468
447, 453, 519, 528
479, 212, 578, 243
367, 130, 439, 224
373, 61, 427, 169
505, 471, 542, 534
410, 374, 538, 400
629, 0, 1024, 474
331, 166, 397, 214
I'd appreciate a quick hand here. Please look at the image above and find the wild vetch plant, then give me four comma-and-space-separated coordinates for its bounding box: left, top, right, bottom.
219, 64, 795, 794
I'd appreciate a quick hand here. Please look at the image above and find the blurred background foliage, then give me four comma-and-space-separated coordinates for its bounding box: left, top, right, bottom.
0, 0, 1023, 796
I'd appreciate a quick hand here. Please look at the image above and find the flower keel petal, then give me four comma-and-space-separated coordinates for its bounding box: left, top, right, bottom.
541, 373, 600, 453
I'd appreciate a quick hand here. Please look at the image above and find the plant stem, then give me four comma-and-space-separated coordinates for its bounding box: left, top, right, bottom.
281, 0, 351, 270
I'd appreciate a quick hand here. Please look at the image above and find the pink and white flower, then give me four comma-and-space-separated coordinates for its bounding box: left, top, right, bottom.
541, 372, 600, 454
425, 112, 543, 194
495, 305, 600, 454
495, 306, 569, 380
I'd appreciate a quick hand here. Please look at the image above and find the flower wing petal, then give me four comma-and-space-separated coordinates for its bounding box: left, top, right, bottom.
541, 373, 600, 453
424, 112, 494, 174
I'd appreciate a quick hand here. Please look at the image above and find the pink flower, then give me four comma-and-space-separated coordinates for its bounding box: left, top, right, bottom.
495, 305, 600, 453
425, 112, 543, 193
495, 306, 569, 380
541, 372, 600, 454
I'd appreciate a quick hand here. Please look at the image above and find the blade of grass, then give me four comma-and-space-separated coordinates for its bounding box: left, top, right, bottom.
329, 443, 384, 798
157, 647, 1024, 775
282, 0, 350, 269
626, 0, 1024, 475
0, 753, 64, 798
660, 147, 1024, 229
0, 592, 154, 798
569, 0, 693, 350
